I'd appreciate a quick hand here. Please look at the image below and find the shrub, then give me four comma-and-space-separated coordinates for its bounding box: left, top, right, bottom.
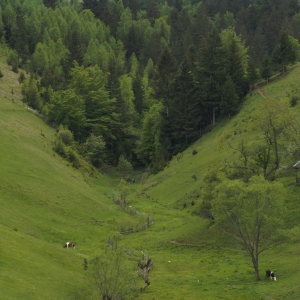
290, 96, 299, 107
192, 149, 198, 155
53, 139, 68, 158
117, 155, 133, 179
58, 129, 73, 146
18, 72, 25, 84
67, 148, 80, 168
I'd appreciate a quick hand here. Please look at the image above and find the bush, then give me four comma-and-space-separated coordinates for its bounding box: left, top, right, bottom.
53, 139, 68, 158
117, 155, 133, 179
290, 96, 299, 107
58, 129, 73, 146
192, 149, 198, 155
67, 148, 80, 168
18, 72, 25, 84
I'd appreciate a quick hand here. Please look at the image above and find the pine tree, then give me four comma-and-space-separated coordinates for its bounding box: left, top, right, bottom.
13, 4, 28, 69
146, 0, 160, 26
272, 30, 297, 74
261, 55, 272, 83
123, 0, 140, 19
43, 0, 57, 9
132, 75, 145, 115
198, 27, 227, 125
153, 46, 177, 119
219, 76, 239, 117
226, 36, 248, 98
65, 27, 84, 75
189, 5, 212, 48
248, 58, 259, 91
169, 57, 200, 153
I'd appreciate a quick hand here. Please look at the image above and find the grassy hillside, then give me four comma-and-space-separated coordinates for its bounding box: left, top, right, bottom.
0, 59, 140, 299
124, 65, 300, 299
1, 57, 300, 299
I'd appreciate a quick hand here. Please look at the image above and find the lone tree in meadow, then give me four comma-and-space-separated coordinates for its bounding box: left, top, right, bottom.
88, 246, 134, 300
211, 176, 284, 280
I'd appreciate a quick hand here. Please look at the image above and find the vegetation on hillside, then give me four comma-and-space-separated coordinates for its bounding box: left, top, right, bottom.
2, 1, 300, 299
2, 41, 300, 299
0, 0, 299, 171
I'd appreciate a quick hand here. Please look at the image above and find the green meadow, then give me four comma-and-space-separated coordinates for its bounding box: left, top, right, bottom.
1, 59, 300, 299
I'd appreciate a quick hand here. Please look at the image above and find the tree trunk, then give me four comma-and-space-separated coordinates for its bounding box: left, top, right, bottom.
212, 106, 216, 126
251, 255, 260, 280
138, 257, 153, 290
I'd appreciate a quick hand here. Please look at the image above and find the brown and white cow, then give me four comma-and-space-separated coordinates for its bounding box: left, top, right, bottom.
63, 242, 76, 249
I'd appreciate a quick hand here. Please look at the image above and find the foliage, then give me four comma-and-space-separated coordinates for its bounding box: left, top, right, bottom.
21, 77, 42, 111
81, 134, 106, 167
0, 0, 298, 169
18, 71, 25, 84
222, 99, 296, 180
272, 31, 297, 74
48, 89, 86, 140
117, 154, 133, 179
212, 176, 285, 280
88, 248, 135, 300
57, 127, 74, 146
3, 46, 300, 300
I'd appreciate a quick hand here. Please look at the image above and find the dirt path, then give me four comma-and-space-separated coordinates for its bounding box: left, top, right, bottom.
255, 85, 267, 99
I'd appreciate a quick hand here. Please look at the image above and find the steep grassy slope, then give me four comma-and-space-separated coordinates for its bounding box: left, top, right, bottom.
1, 58, 300, 299
125, 65, 300, 299
0, 62, 138, 299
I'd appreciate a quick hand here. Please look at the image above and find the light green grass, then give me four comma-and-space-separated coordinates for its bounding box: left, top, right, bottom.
1, 60, 300, 299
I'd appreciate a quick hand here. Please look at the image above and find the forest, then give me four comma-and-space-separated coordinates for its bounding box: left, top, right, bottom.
1, 0, 300, 171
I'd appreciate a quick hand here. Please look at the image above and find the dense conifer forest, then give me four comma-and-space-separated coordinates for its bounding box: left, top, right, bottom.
1, 0, 299, 170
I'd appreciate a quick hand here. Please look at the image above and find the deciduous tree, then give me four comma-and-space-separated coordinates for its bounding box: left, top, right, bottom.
212, 176, 285, 280
48, 89, 86, 140
88, 247, 133, 300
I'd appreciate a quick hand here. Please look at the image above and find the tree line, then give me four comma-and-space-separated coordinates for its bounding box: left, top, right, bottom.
0, 0, 299, 170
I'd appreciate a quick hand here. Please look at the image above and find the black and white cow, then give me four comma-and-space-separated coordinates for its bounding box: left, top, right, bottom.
266, 269, 276, 281
63, 242, 76, 249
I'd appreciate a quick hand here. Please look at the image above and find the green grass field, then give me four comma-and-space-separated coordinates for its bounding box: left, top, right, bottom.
1, 59, 300, 299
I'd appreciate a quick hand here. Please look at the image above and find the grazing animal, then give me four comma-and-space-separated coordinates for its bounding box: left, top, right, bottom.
63, 242, 76, 249
265, 269, 276, 281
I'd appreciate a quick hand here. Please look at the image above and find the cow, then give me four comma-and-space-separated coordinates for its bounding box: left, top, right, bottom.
63, 242, 76, 249
265, 269, 276, 281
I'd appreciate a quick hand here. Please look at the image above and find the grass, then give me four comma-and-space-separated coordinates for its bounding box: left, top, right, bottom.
1, 58, 300, 299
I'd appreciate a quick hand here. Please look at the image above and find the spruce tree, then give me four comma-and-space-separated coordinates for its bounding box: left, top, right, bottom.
152, 46, 177, 161
261, 55, 272, 83
13, 4, 28, 69
146, 0, 160, 26
153, 46, 177, 119
272, 31, 297, 74
65, 27, 84, 76
43, 0, 57, 9
132, 75, 145, 115
169, 57, 200, 153
198, 27, 227, 126
248, 58, 259, 91
226, 36, 248, 98
219, 76, 239, 117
